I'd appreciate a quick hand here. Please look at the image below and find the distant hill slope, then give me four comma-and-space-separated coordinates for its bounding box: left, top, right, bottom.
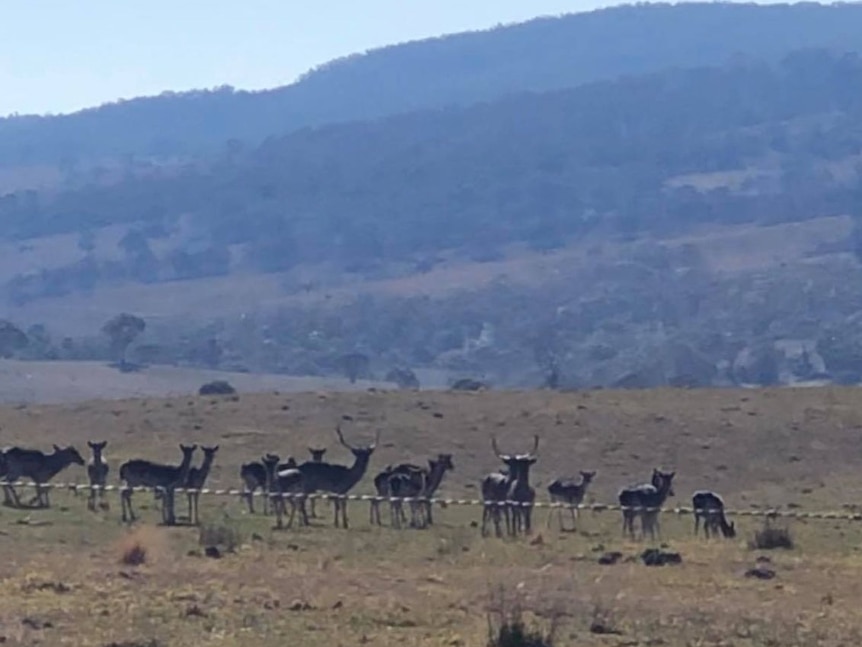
3, 2, 862, 166
1, 49, 859, 267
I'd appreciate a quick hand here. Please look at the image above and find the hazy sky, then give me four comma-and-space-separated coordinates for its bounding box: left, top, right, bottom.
0, 0, 614, 117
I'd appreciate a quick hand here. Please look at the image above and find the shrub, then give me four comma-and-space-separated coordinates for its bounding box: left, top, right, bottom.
198, 380, 236, 395
116, 525, 166, 566
486, 585, 557, 647
749, 520, 794, 550
198, 520, 243, 553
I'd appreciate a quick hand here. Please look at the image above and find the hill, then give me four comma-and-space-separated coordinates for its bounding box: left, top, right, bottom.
0, 50, 862, 390
3, 2, 862, 168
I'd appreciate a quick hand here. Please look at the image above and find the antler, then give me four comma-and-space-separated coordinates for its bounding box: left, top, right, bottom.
369, 428, 381, 449
490, 434, 504, 459
528, 434, 540, 457
335, 423, 352, 450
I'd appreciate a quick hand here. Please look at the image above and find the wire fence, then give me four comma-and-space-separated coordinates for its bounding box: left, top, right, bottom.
1, 480, 860, 522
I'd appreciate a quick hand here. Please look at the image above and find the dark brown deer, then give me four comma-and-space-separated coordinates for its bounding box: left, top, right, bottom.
1, 444, 86, 508
546, 470, 596, 532
86, 440, 110, 512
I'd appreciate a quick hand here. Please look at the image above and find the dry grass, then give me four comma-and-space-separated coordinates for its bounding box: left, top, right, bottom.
115, 525, 169, 566
1, 386, 862, 645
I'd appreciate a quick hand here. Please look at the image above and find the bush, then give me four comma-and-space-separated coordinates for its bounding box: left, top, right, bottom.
749, 520, 794, 550
486, 585, 557, 647
198, 520, 243, 553
198, 380, 236, 395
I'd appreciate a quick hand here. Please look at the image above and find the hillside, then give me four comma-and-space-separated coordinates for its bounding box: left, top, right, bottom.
0, 50, 861, 391
3, 2, 862, 168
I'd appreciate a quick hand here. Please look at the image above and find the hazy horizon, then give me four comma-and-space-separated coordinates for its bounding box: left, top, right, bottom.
1, 0, 615, 118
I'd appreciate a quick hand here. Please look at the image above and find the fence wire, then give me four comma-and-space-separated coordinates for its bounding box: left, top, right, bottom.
1, 480, 860, 521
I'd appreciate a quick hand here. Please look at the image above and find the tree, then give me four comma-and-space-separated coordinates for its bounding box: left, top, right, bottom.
0, 320, 28, 358
340, 352, 370, 383
101, 313, 146, 369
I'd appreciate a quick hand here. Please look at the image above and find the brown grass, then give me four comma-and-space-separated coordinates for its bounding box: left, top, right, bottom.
2, 386, 862, 645
115, 525, 169, 566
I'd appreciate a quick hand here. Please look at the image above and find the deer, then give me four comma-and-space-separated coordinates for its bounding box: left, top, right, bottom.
692, 490, 736, 539
307, 446, 327, 518
480, 435, 540, 537
263, 453, 307, 530
546, 470, 596, 532
86, 441, 110, 512
370, 453, 454, 527
184, 445, 219, 525
293, 423, 379, 529
386, 454, 455, 529
618, 468, 676, 541
239, 458, 268, 515
1, 444, 86, 508
119, 444, 197, 525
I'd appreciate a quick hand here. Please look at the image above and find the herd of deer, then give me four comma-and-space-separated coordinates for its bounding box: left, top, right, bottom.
0, 426, 737, 541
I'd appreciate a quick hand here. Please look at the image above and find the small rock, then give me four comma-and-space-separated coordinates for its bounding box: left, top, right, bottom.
744, 566, 776, 580
251, 533, 264, 542
288, 599, 313, 611
21, 616, 52, 630
204, 546, 222, 559
529, 534, 544, 546
641, 548, 682, 566
332, 600, 344, 610
598, 551, 623, 565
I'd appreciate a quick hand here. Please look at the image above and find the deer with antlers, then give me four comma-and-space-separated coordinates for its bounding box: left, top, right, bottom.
292, 422, 379, 528
480, 435, 540, 537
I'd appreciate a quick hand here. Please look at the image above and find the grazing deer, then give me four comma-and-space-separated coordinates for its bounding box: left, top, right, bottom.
618, 468, 676, 541
307, 446, 327, 518
185, 445, 219, 525
1, 444, 86, 508
546, 470, 596, 532
264, 454, 307, 529
386, 454, 455, 529
119, 444, 197, 525
294, 423, 379, 528
86, 441, 110, 512
480, 435, 540, 537
692, 490, 736, 539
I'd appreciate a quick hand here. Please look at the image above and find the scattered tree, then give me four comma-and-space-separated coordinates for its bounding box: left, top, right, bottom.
101, 313, 146, 370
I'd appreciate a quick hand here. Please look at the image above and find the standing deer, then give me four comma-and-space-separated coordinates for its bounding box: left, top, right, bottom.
618, 468, 676, 541
307, 446, 327, 518
546, 470, 596, 532
386, 454, 455, 529
239, 458, 268, 515
264, 453, 307, 530
185, 445, 219, 525
692, 490, 736, 539
371, 453, 454, 527
480, 435, 540, 537
86, 441, 110, 512
119, 444, 197, 525
1, 444, 86, 508
294, 423, 379, 528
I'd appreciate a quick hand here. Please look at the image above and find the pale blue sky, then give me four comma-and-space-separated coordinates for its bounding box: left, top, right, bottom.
0, 0, 618, 117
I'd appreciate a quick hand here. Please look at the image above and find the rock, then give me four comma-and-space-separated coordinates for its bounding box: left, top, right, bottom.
744, 566, 776, 580
641, 548, 682, 566
597, 551, 623, 565
204, 546, 222, 559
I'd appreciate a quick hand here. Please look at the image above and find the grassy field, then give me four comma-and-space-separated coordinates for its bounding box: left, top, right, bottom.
2, 386, 862, 645
0, 359, 388, 405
